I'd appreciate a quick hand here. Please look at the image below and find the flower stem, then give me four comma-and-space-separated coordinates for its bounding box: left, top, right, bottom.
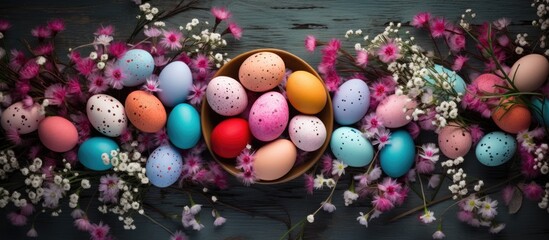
142, 213, 174, 235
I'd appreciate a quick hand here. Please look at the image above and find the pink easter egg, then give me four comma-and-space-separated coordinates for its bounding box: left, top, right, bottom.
375, 94, 417, 128
1, 102, 44, 134
248, 91, 289, 142
38, 116, 79, 152
474, 73, 505, 94
437, 123, 472, 159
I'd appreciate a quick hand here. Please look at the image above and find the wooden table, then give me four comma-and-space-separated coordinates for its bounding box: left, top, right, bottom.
1, 0, 548, 239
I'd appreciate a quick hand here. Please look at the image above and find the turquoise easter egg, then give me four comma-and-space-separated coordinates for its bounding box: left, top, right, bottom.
424, 64, 466, 95
146, 144, 183, 188
532, 97, 549, 127
333, 79, 370, 125
78, 137, 118, 171
379, 130, 415, 178
158, 61, 193, 107
116, 49, 155, 87
330, 127, 374, 167
167, 103, 201, 149
476, 131, 517, 166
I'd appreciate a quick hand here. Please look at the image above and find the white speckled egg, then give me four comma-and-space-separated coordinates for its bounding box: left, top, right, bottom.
206, 76, 248, 116
289, 115, 327, 152
249, 91, 289, 142
333, 79, 370, 125
1, 101, 44, 134
86, 94, 127, 137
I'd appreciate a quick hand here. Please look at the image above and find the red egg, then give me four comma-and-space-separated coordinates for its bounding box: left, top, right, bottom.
38, 116, 79, 152
211, 118, 251, 158
474, 73, 505, 94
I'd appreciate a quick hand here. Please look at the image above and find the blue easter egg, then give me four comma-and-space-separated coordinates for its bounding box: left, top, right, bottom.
379, 130, 416, 178
78, 137, 118, 171
476, 131, 517, 167
167, 103, 201, 149
158, 61, 193, 107
146, 144, 183, 188
333, 79, 370, 125
424, 64, 466, 95
117, 49, 155, 87
330, 127, 374, 167
532, 97, 549, 127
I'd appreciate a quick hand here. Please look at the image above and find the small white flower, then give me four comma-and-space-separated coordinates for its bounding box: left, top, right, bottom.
35, 56, 46, 65
515, 46, 524, 54
432, 230, 445, 239
321, 201, 336, 213
97, 62, 106, 70
343, 190, 359, 206
306, 214, 315, 223
331, 160, 348, 176
81, 179, 91, 189
419, 210, 436, 224
89, 51, 98, 60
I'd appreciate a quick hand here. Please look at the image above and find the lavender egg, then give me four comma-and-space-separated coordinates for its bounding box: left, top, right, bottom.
289, 115, 327, 152
333, 79, 370, 125
249, 91, 289, 142
146, 144, 183, 188
116, 49, 155, 87
206, 76, 248, 116
158, 61, 193, 107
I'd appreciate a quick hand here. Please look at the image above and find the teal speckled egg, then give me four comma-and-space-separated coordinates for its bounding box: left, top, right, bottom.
117, 49, 155, 87
379, 130, 416, 178
476, 131, 517, 167
78, 137, 118, 171
424, 64, 466, 95
167, 103, 201, 149
330, 127, 374, 167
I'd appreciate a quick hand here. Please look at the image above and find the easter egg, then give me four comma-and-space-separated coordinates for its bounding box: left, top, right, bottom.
376, 94, 417, 128
286, 70, 328, 114
330, 127, 374, 167
1, 101, 44, 134
474, 73, 505, 94
476, 131, 517, 166
492, 100, 531, 134
157, 61, 193, 107
211, 118, 251, 158
146, 144, 184, 188
116, 49, 155, 87
38, 116, 78, 152
379, 130, 416, 178
253, 139, 296, 181
424, 64, 467, 95
167, 103, 201, 149
206, 76, 248, 116
288, 115, 327, 152
333, 79, 370, 125
509, 54, 549, 92
86, 94, 127, 137
78, 137, 117, 171
532, 97, 549, 126
125, 90, 167, 133
248, 91, 289, 142
238, 52, 285, 92
437, 123, 472, 159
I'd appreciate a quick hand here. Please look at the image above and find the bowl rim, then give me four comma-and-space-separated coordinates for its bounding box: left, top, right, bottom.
201, 48, 333, 184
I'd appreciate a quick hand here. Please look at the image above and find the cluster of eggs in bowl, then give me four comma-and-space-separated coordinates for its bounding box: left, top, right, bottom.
201, 49, 334, 184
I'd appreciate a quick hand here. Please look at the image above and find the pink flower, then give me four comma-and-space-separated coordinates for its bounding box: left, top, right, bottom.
6, 128, 22, 145
378, 178, 402, 202
170, 230, 188, 240
372, 195, 394, 212
19, 61, 40, 80
187, 83, 207, 106
144, 27, 162, 38
10, 49, 27, 69
0, 19, 12, 31
419, 143, 439, 162
320, 154, 334, 176
67, 76, 83, 96
108, 41, 127, 59
497, 35, 510, 47
47, 19, 65, 33
104, 63, 126, 90
7, 212, 27, 226
183, 154, 203, 176
95, 25, 114, 36
373, 128, 391, 149
406, 122, 420, 139
429, 18, 447, 38
20, 204, 35, 216
493, 18, 511, 30
411, 12, 431, 28
469, 124, 484, 145
89, 221, 110, 240
361, 112, 383, 135
523, 182, 543, 201
42, 183, 64, 208
154, 128, 169, 146
211, 7, 232, 22
31, 25, 52, 39
160, 30, 183, 51
447, 34, 466, 52
45, 83, 68, 106
76, 58, 96, 76
236, 148, 255, 171
75, 218, 92, 231
451, 55, 468, 71
305, 35, 317, 52
99, 174, 120, 203
355, 49, 368, 67
227, 22, 243, 40
237, 169, 256, 186
304, 174, 314, 194
416, 157, 435, 174
191, 54, 211, 75
377, 40, 401, 63
34, 43, 54, 55
87, 74, 109, 94
142, 75, 162, 93
457, 210, 474, 222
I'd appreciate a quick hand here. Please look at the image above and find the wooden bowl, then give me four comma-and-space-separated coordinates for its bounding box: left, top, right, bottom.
201, 48, 333, 184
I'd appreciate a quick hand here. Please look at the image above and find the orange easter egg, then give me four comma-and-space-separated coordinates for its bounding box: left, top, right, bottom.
125, 90, 167, 133
491, 101, 531, 134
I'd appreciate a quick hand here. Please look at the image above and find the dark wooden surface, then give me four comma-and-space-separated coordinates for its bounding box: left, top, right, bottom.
1, 0, 548, 239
